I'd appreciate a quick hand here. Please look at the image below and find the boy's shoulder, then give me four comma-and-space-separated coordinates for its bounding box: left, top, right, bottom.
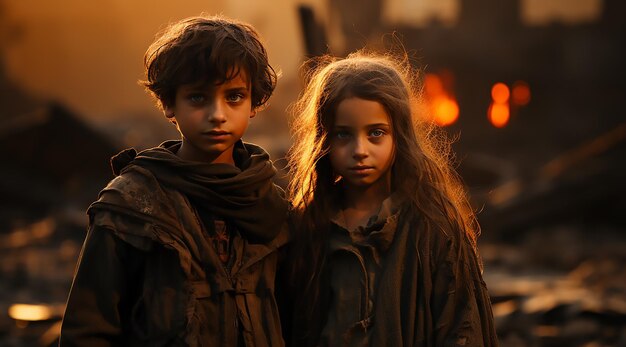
86, 167, 175, 250
103, 165, 161, 201
90, 164, 179, 227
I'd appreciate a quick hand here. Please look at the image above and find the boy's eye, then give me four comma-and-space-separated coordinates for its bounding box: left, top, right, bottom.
226, 93, 245, 103
189, 94, 206, 104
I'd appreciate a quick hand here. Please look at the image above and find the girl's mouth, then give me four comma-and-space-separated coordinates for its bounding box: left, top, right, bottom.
349, 166, 374, 174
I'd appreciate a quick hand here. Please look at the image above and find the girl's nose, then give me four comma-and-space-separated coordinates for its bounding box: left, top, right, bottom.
352, 137, 368, 159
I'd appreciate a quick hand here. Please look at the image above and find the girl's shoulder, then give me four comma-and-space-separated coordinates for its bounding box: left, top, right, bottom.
400, 210, 476, 260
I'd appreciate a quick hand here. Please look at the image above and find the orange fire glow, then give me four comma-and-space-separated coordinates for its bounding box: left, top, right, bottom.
7, 303, 65, 323
424, 74, 445, 95
8, 304, 53, 321
488, 103, 510, 128
488, 82, 512, 128
432, 97, 459, 126
512, 81, 531, 106
491, 82, 510, 103
424, 73, 459, 127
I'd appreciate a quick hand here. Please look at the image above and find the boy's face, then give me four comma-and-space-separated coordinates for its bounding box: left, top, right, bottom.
165, 70, 255, 165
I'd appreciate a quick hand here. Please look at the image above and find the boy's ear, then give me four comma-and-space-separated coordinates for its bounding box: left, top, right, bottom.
163, 106, 177, 125
164, 105, 175, 118
250, 108, 257, 119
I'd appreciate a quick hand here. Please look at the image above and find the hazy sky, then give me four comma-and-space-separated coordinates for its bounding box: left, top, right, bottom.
1, 0, 304, 122
521, 0, 603, 25
385, 0, 602, 26
1, 0, 604, 124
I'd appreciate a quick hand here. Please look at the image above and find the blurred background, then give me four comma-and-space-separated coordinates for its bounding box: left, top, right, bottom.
0, 0, 624, 346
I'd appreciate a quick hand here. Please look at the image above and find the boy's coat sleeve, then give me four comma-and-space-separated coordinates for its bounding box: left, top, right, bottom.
60, 223, 144, 346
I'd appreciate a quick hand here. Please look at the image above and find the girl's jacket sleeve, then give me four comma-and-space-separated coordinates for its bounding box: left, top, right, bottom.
59, 223, 145, 347
430, 231, 499, 347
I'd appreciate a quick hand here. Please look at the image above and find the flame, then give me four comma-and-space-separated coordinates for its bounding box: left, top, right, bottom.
9, 304, 53, 321
491, 82, 510, 103
488, 102, 510, 128
512, 80, 531, 106
424, 72, 459, 127
424, 73, 444, 95
432, 96, 459, 126
488, 82, 511, 128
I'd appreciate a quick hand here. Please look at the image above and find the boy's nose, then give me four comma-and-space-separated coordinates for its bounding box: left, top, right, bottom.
208, 102, 226, 123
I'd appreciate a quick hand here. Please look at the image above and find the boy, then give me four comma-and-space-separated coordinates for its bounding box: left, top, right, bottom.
60, 15, 289, 346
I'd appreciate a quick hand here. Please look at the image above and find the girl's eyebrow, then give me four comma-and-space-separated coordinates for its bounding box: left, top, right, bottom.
333, 123, 390, 128
366, 123, 390, 128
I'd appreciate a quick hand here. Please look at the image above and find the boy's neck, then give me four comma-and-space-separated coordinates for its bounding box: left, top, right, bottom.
177, 141, 235, 165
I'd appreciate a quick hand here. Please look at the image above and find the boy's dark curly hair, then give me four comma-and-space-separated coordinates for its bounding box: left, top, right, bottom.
141, 15, 278, 113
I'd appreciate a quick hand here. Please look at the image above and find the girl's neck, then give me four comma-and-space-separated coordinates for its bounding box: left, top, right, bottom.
342, 182, 389, 211
339, 179, 390, 231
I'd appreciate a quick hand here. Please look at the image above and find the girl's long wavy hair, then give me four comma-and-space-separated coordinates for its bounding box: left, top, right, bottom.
287, 51, 480, 320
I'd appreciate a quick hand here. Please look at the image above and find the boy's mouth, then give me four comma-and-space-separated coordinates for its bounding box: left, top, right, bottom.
203, 130, 230, 135
202, 130, 231, 140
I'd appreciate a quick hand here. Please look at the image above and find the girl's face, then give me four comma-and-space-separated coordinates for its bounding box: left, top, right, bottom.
329, 97, 395, 188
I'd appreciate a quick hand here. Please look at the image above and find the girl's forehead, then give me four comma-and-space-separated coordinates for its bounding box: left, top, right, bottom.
334, 97, 390, 126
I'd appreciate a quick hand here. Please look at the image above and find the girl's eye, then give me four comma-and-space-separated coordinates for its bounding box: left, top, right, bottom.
226, 93, 245, 103
334, 131, 351, 139
370, 129, 386, 137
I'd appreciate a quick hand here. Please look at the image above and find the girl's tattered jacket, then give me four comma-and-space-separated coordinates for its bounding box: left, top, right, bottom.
61, 141, 289, 347
290, 200, 499, 347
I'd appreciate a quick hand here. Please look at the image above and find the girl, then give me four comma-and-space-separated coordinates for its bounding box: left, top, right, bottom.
285, 52, 499, 347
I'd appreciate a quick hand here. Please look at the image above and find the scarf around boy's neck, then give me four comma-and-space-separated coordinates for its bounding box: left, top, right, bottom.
111, 140, 288, 243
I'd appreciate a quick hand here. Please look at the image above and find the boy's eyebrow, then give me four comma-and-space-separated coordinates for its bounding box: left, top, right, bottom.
180, 83, 213, 92
179, 82, 249, 93
222, 76, 251, 88
224, 86, 250, 93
